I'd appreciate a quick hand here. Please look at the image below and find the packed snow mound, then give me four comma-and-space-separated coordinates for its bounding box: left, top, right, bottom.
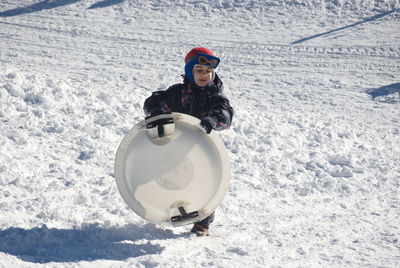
126, 0, 399, 12
2, 0, 397, 18
120, 0, 400, 21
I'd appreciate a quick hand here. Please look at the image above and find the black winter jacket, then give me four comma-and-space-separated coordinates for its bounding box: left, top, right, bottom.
143, 74, 233, 131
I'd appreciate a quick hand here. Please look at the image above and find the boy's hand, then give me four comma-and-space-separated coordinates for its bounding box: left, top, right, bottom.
200, 117, 217, 134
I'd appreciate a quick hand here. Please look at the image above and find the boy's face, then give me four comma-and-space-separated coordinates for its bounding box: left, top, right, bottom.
193, 65, 213, 87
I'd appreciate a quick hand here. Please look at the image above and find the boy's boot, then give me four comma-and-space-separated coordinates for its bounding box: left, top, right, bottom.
190, 223, 209, 236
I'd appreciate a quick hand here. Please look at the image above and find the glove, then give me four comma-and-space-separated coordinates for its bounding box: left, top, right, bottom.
143, 92, 170, 117
200, 117, 217, 134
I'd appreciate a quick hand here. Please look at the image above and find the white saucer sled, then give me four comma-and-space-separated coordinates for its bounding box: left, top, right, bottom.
114, 113, 231, 226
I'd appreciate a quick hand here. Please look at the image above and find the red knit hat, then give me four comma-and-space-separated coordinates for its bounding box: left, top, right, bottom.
184, 47, 215, 64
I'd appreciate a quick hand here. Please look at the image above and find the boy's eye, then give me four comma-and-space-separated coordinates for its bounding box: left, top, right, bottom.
195, 69, 211, 74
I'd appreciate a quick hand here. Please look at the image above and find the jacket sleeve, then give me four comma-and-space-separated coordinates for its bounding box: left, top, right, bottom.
206, 93, 234, 131
143, 85, 179, 117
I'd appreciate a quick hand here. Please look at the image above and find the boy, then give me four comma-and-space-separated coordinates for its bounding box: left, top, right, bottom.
143, 47, 233, 236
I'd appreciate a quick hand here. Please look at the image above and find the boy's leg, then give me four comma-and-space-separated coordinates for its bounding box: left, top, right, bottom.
198, 211, 215, 225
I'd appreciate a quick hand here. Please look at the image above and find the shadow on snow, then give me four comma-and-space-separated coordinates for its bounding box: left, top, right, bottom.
0, 223, 181, 263
0, 0, 124, 17
366, 82, 400, 104
291, 9, 399, 44
0, 0, 82, 17
88, 0, 124, 9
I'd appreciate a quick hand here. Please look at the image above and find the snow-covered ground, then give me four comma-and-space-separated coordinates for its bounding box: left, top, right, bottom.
1, 0, 399, 267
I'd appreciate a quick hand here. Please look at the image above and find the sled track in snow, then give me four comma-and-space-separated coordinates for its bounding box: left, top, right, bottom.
222, 44, 400, 73
2, 32, 399, 76
0, 13, 399, 78
223, 43, 400, 58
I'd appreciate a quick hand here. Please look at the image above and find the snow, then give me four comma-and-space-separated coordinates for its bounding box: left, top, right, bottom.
0, 0, 399, 267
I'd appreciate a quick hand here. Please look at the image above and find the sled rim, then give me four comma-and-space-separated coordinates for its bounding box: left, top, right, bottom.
114, 113, 231, 225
